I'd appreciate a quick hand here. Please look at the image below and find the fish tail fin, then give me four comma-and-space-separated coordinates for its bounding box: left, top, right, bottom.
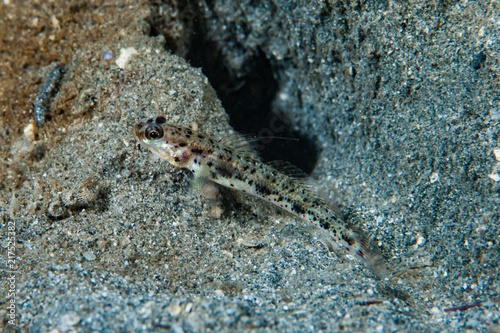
340, 206, 392, 280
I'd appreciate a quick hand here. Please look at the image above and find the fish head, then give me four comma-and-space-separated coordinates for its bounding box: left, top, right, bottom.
134, 116, 196, 168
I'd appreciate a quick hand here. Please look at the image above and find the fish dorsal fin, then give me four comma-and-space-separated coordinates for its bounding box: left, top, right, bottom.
267, 160, 310, 179
267, 160, 324, 196
218, 133, 260, 157
267, 160, 339, 209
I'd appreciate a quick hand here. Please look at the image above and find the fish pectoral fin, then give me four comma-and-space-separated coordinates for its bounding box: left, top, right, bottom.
192, 166, 219, 200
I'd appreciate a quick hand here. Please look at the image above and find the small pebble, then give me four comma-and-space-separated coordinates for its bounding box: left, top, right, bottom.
116, 47, 138, 69
168, 304, 182, 317
83, 251, 96, 261
490, 108, 500, 120
59, 312, 81, 327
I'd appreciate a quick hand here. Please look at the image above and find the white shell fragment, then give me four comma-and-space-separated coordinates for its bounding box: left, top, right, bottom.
116, 47, 138, 69
23, 122, 36, 141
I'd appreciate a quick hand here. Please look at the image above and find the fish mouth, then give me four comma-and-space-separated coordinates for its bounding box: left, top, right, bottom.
133, 123, 146, 139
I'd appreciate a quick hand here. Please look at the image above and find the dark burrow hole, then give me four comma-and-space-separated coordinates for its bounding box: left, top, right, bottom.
147, 2, 320, 174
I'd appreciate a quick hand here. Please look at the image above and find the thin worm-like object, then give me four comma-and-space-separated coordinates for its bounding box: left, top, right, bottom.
33, 65, 64, 127
443, 302, 482, 313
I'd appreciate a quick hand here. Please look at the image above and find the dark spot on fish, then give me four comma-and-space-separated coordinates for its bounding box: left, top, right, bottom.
215, 165, 233, 178
191, 148, 205, 155
179, 142, 187, 147
356, 250, 364, 258
207, 161, 213, 167
193, 158, 198, 164
255, 183, 272, 196
155, 116, 167, 124
320, 219, 330, 230
303, 198, 308, 202
250, 169, 256, 174
345, 237, 355, 246
147, 118, 154, 123
248, 179, 254, 186
174, 157, 180, 162
277, 196, 283, 201
210, 171, 218, 179
292, 203, 306, 215
243, 165, 249, 171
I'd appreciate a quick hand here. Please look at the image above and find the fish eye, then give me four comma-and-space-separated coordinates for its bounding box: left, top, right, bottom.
145, 124, 164, 140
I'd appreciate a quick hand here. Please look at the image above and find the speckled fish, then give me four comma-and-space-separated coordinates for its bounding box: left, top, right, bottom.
135, 116, 388, 278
